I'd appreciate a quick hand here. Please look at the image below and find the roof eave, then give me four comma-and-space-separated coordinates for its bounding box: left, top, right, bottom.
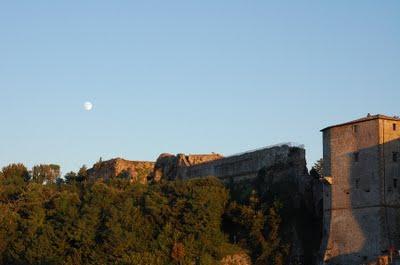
320, 115, 400, 132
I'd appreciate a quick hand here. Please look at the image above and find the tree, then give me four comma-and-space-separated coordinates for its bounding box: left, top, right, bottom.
1, 163, 30, 182
77, 165, 89, 182
0, 176, 241, 264
249, 189, 260, 213
64, 171, 78, 184
171, 242, 185, 264
32, 164, 60, 184
0, 164, 30, 202
310, 159, 323, 178
56, 176, 65, 185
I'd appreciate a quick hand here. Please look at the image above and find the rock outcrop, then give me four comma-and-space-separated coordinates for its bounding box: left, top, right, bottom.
151, 153, 178, 182
87, 158, 154, 184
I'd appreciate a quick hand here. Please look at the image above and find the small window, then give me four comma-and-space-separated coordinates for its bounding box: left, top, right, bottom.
394, 179, 398, 188
355, 178, 360, 189
393, 152, 399, 162
354, 152, 359, 162
353, 125, 358, 133
393, 123, 397, 131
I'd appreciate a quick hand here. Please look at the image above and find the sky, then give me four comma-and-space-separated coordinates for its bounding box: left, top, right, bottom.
1, 1, 399, 174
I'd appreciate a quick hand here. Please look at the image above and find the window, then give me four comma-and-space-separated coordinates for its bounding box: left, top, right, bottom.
393, 152, 399, 162
394, 123, 397, 131
355, 178, 360, 189
353, 125, 358, 133
354, 152, 359, 162
394, 179, 398, 188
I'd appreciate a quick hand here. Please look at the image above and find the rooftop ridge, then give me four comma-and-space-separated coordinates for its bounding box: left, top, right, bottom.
321, 114, 400, 131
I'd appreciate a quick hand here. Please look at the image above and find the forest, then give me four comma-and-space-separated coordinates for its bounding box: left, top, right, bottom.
0, 163, 320, 265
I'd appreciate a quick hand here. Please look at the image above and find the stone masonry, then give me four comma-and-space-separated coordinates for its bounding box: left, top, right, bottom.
320, 114, 400, 265
152, 143, 307, 183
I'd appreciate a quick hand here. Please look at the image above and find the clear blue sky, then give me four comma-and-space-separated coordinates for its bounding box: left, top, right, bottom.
1, 1, 399, 174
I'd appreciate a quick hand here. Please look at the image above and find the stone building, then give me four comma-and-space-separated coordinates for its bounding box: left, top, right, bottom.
320, 114, 400, 264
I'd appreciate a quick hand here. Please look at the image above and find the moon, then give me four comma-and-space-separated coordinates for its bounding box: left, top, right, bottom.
83, 101, 93, 111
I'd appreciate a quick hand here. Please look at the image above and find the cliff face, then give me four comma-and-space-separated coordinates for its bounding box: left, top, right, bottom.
255, 156, 322, 265
223, 147, 322, 265
87, 158, 154, 184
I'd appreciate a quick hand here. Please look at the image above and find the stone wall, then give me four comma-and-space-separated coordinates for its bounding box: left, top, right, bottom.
87, 144, 308, 186
152, 144, 308, 183
380, 119, 400, 248
184, 144, 306, 182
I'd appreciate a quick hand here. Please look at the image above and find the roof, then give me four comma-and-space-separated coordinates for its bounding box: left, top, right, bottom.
321, 114, 400, 131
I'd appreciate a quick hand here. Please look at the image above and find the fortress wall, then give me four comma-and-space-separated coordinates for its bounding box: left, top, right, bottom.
184, 144, 306, 181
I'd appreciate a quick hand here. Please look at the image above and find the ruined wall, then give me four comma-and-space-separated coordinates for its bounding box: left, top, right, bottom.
158, 145, 306, 184
89, 145, 307, 186
151, 144, 307, 184
87, 158, 154, 184
183, 144, 306, 182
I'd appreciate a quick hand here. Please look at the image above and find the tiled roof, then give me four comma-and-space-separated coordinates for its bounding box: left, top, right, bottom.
321, 114, 400, 131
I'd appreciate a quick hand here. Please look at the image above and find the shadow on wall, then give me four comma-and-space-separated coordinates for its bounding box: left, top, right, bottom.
321, 138, 400, 265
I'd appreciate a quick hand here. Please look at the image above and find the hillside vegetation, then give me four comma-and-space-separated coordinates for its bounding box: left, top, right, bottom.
0, 163, 318, 265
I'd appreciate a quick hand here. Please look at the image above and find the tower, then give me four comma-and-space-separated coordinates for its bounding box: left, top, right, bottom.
320, 114, 400, 264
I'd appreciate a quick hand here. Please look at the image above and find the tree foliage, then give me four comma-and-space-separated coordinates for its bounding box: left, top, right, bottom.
0, 165, 239, 265
310, 159, 323, 178
0, 162, 307, 265
32, 164, 60, 184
